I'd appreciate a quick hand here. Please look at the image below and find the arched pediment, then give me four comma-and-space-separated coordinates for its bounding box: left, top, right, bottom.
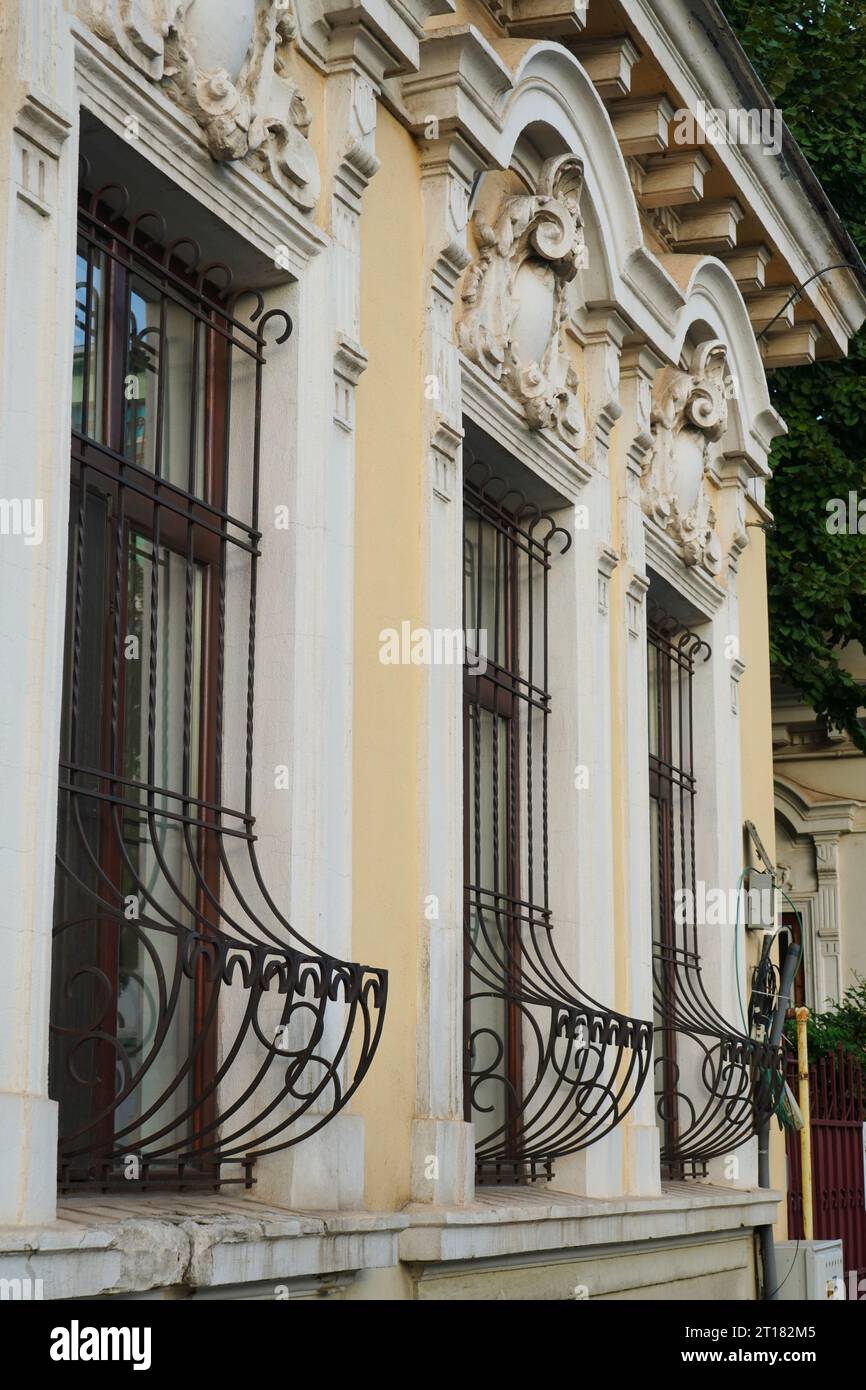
497, 44, 684, 338
665, 256, 786, 468
406, 29, 786, 520
452, 41, 687, 447
775, 776, 859, 840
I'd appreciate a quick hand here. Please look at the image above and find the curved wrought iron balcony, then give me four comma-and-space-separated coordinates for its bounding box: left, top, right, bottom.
466, 895, 653, 1183
53, 780, 387, 1190
50, 173, 386, 1191
652, 944, 783, 1174
463, 460, 652, 1184
648, 612, 784, 1176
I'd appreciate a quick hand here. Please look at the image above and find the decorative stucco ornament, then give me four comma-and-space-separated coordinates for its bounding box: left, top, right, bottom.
77, 0, 318, 212
642, 340, 729, 575
458, 155, 586, 448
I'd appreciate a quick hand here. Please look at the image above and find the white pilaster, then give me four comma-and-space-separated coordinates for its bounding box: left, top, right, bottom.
616, 344, 664, 1197
409, 132, 483, 1206
812, 835, 843, 1008
0, 2, 76, 1224
255, 21, 389, 1211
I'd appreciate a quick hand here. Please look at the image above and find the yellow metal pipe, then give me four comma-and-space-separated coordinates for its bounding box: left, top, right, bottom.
796, 1007, 813, 1241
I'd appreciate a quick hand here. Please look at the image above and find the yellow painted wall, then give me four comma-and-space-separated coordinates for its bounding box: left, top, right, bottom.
351, 107, 425, 1212
738, 506, 777, 861
737, 499, 788, 1226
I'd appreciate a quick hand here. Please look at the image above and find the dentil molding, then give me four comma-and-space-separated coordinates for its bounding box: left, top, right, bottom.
481, 1, 588, 36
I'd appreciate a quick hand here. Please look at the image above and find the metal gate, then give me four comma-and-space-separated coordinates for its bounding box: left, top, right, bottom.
786, 1046, 866, 1293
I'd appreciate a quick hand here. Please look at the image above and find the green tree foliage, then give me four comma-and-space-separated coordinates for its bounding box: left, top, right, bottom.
784, 975, 866, 1063
721, 1, 866, 747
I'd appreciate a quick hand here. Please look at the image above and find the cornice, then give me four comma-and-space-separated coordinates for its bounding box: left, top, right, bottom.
401, 24, 514, 162
645, 519, 725, 617
297, 0, 456, 77
461, 354, 592, 499
616, 0, 866, 353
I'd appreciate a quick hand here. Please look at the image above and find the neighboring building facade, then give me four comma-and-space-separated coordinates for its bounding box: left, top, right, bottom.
0, 0, 864, 1301
773, 647, 866, 1013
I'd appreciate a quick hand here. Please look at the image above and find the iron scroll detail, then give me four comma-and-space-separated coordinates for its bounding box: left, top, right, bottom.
647, 606, 783, 1176
51, 169, 386, 1191
463, 457, 652, 1183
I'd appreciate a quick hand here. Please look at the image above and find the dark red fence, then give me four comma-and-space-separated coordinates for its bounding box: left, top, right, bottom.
786, 1045, 866, 1291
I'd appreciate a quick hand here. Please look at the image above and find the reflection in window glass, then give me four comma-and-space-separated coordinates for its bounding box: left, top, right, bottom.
467, 706, 511, 1145
116, 533, 204, 1148
464, 515, 508, 665
72, 240, 106, 442
125, 284, 206, 493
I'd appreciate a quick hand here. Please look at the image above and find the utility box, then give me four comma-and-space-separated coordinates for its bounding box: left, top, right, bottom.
773, 1240, 845, 1300
744, 870, 775, 929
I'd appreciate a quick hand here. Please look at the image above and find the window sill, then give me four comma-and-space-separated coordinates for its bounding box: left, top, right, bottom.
0, 1195, 408, 1300
399, 1183, 783, 1265
0, 1184, 782, 1299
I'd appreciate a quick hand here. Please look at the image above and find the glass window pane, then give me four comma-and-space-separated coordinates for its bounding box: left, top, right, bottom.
117, 533, 204, 1152
125, 284, 206, 495
72, 238, 106, 442
467, 704, 512, 1146
464, 514, 508, 664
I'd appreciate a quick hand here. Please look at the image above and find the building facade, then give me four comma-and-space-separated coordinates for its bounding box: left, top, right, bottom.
773, 646, 866, 1014
0, 0, 864, 1300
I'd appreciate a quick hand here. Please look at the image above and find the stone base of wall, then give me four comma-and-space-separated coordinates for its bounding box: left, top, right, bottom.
395, 1232, 756, 1301
0, 1183, 778, 1301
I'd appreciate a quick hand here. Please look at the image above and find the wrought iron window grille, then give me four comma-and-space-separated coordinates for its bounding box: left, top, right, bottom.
50, 166, 386, 1192
647, 603, 782, 1178
463, 456, 652, 1185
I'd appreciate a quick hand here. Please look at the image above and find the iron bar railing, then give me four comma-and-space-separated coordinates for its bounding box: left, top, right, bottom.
50, 167, 386, 1191
647, 604, 782, 1176
463, 456, 652, 1183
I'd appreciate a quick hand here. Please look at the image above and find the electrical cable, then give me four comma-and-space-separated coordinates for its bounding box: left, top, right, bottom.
761, 884, 806, 1298
756, 262, 862, 340
764, 1233, 800, 1301
733, 865, 749, 1031
735, 872, 804, 1116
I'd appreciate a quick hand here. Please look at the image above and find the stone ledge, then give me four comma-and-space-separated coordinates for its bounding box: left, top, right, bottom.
0, 1184, 782, 1297
398, 1183, 782, 1264
0, 1195, 408, 1299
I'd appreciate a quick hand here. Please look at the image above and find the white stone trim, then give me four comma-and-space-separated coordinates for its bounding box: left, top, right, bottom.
72, 19, 326, 275
0, 14, 78, 1224
0, 1197, 406, 1299
399, 1184, 782, 1264
626, 573, 650, 638
606, 346, 660, 1197
774, 777, 861, 1008
597, 545, 619, 616
730, 657, 746, 714
461, 356, 592, 499
644, 522, 726, 616
409, 122, 482, 1208
297, 0, 456, 76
